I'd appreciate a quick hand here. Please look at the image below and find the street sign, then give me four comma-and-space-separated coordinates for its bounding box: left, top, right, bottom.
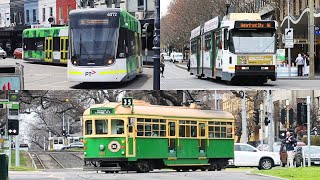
122, 97, 133, 107
285, 28, 293, 40
285, 39, 294, 48
279, 130, 286, 139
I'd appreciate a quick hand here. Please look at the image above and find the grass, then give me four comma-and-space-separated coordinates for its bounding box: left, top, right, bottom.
0, 149, 35, 171
252, 167, 320, 180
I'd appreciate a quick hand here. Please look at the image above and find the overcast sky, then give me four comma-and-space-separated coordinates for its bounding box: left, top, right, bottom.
160, 0, 172, 17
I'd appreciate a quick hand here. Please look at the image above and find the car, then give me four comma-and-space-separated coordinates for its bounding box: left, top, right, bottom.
295, 146, 320, 167
171, 52, 184, 63
279, 141, 306, 167
229, 143, 281, 170
164, 55, 171, 61
13, 48, 23, 59
0, 47, 7, 59
61, 142, 84, 150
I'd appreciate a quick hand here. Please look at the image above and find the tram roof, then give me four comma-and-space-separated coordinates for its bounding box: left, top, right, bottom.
84, 101, 234, 120
22, 26, 68, 38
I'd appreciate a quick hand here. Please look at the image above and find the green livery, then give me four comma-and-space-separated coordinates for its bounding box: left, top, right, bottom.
82, 101, 234, 173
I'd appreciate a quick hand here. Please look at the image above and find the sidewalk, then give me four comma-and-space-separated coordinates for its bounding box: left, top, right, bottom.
174, 63, 320, 80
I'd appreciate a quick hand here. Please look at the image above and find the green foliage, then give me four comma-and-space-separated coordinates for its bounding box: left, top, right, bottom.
301, 136, 320, 146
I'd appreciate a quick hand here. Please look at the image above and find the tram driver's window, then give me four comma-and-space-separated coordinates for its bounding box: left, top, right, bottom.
85, 120, 92, 135
111, 119, 124, 134
95, 120, 108, 135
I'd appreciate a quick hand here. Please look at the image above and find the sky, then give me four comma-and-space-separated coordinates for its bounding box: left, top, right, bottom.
160, 0, 172, 17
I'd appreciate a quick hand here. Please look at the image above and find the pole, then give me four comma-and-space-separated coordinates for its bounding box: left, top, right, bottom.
215, 90, 217, 110
153, 0, 160, 90
260, 104, 264, 150
43, 136, 45, 151
183, 91, 186, 107
287, 0, 291, 78
15, 135, 20, 167
8, 136, 11, 167
286, 100, 290, 130
309, 0, 315, 79
62, 112, 65, 132
307, 96, 311, 167
241, 91, 247, 144
268, 90, 274, 152
67, 118, 70, 136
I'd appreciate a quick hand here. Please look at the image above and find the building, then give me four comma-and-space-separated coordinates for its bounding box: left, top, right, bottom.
56, 0, 76, 25
0, 0, 11, 27
10, 0, 25, 27
38, 0, 56, 25
24, 0, 39, 25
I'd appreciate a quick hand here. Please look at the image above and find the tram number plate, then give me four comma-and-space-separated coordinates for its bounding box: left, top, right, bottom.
99, 152, 106, 156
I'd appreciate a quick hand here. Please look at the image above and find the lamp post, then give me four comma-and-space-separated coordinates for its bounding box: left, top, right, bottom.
286, 99, 290, 130
309, 0, 315, 79
153, 0, 160, 90
287, 0, 291, 78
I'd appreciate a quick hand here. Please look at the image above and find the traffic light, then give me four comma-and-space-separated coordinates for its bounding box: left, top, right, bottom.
62, 130, 66, 137
289, 108, 294, 125
253, 109, 259, 125
264, 117, 270, 126
0, 128, 5, 135
297, 103, 307, 125
7, 119, 19, 135
281, 108, 286, 124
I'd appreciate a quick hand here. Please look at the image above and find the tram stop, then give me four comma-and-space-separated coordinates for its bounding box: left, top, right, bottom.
0, 153, 9, 180
0, 63, 24, 90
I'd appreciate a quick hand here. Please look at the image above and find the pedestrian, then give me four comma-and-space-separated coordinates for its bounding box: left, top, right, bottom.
160, 54, 165, 78
295, 54, 304, 76
303, 54, 310, 76
283, 131, 297, 168
187, 59, 190, 72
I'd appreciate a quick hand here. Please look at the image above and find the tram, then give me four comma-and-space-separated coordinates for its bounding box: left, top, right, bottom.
67, 8, 143, 83
190, 13, 278, 85
82, 100, 234, 173
22, 26, 69, 64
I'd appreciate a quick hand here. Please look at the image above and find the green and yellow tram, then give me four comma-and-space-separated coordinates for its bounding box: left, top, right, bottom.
22, 26, 69, 64
82, 100, 234, 173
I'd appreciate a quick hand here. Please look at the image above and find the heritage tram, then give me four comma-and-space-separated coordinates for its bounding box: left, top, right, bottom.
67, 8, 143, 83
82, 100, 234, 173
190, 13, 278, 85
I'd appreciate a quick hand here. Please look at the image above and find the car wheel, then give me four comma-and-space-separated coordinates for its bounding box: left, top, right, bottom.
14, 55, 16, 59
3, 57, 6, 59
259, 158, 273, 170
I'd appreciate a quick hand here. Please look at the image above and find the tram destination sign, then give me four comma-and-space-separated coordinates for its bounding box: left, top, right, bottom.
235, 21, 275, 29
90, 108, 115, 115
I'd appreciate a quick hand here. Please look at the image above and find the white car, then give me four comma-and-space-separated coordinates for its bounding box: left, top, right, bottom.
171, 52, 184, 63
0, 47, 7, 59
229, 143, 281, 170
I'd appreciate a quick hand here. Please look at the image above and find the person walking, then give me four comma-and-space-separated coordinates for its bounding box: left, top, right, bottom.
283, 131, 297, 168
295, 54, 304, 76
160, 54, 165, 78
303, 54, 310, 76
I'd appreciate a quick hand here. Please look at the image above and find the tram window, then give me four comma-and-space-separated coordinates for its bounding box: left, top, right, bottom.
169, 122, 175, 136
117, 28, 126, 58
111, 119, 124, 134
191, 126, 197, 137
199, 123, 205, 137
179, 125, 185, 137
221, 127, 227, 138
53, 37, 60, 51
137, 118, 167, 137
58, 139, 63, 144
204, 34, 211, 51
54, 139, 58, 144
215, 126, 221, 138
95, 120, 108, 135
227, 127, 233, 138
85, 120, 92, 135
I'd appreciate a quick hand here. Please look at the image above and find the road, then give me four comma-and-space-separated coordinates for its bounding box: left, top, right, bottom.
9, 169, 281, 180
161, 62, 320, 90
0, 58, 153, 90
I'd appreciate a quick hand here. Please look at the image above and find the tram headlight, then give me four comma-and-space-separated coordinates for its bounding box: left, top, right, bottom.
99, 144, 105, 151
71, 57, 79, 66
105, 58, 115, 66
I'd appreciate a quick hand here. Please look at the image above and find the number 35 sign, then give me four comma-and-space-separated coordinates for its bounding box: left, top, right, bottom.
122, 97, 133, 107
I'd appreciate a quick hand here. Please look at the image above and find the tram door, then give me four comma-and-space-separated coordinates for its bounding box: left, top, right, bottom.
198, 122, 207, 158
197, 37, 201, 75
60, 37, 68, 63
168, 121, 177, 158
212, 32, 217, 78
45, 37, 53, 62
127, 118, 136, 157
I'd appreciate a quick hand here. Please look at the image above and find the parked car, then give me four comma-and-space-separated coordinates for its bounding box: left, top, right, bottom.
295, 146, 320, 167
13, 48, 23, 59
61, 142, 84, 150
229, 143, 281, 170
279, 141, 306, 167
0, 47, 7, 59
171, 52, 184, 63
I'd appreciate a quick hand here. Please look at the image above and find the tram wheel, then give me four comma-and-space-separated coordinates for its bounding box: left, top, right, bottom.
200, 167, 207, 171
192, 168, 197, 171
136, 161, 150, 173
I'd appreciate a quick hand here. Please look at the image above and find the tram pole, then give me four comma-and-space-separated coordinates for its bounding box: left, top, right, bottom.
287, 0, 291, 78
153, 0, 160, 90
241, 91, 247, 144
309, 0, 315, 79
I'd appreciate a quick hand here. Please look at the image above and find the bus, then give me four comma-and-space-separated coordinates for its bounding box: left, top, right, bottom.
22, 26, 69, 64
67, 8, 143, 83
190, 13, 278, 85
82, 100, 234, 173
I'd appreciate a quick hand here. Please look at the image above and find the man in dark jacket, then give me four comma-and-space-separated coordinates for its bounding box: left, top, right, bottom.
283, 131, 297, 168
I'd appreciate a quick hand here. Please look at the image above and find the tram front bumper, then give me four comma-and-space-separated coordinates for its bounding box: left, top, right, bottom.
234, 65, 277, 81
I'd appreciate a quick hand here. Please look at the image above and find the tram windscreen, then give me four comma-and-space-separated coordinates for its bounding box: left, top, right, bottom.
230, 29, 276, 54
69, 14, 120, 66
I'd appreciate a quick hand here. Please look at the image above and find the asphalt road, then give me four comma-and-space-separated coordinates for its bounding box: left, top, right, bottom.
9, 169, 282, 180
1, 58, 153, 90
161, 61, 320, 90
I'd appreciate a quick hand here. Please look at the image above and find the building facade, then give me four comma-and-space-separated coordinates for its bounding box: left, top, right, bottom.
0, 0, 11, 27
38, 0, 56, 25
24, 0, 39, 25
56, 0, 76, 25
10, 0, 25, 26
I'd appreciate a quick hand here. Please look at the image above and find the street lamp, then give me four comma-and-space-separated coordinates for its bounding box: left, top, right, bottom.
287, 0, 292, 78
144, 23, 149, 65
286, 99, 290, 130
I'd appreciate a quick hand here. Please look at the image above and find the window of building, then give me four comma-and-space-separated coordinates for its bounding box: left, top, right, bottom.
138, 0, 144, 6
85, 120, 92, 135
33, 9, 36, 22
59, 7, 62, 20
95, 120, 108, 135
67, 5, 72, 18
26, 10, 29, 23
137, 118, 166, 137
50, 7, 53, 16
42, 8, 46, 22
179, 120, 197, 138
0, 13, 2, 24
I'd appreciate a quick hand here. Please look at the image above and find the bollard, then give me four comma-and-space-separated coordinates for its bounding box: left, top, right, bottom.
0, 153, 9, 180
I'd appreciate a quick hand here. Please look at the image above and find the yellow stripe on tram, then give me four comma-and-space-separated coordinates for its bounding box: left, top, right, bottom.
99, 70, 127, 75
68, 71, 83, 75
